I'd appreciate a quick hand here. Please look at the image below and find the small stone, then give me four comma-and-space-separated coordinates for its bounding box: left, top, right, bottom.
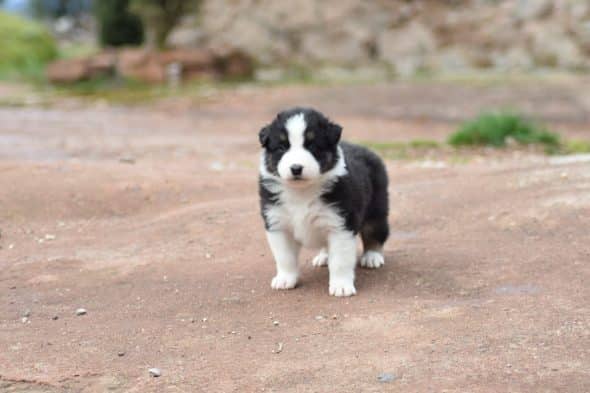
205, 253, 212, 259
23, 310, 31, 318
8, 244, 14, 249
148, 368, 161, 377
202, 317, 208, 322
117, 351, 125, 357
331, 314, 338, 320
273, 342, 284, 354
44, 234, 56, 241
21, 317, 29, 323
273, 320, 279, 326
119, 156, 136, 164
377, 373, 397, 383
75, 308, 87, 316
314, 315, 324, 321
52, 315, 59, 320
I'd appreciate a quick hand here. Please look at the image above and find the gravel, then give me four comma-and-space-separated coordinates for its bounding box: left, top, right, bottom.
75, 308, 87, 316
377, 373, 397, 383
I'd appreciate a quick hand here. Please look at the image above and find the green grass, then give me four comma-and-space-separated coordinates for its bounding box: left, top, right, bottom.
0, 12, 58, 81
448, 112, 560, 151
360, 139, 442, 160
561, 139, 590, 154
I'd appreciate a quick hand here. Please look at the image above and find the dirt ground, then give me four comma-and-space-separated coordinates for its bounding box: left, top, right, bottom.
1, 80, 589, 392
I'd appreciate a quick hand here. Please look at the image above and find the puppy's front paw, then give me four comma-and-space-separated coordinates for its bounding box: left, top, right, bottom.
360, 250, 384, 269
271, 273, 298, 290
311, 249, 328, 267
329, 279, 356, 297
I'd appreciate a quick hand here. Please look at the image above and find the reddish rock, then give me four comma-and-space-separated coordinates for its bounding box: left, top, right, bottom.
46, 58, 90, 83
117, 49, 166, 83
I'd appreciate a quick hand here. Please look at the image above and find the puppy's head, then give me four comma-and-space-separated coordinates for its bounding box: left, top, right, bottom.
259, 107, 342, 186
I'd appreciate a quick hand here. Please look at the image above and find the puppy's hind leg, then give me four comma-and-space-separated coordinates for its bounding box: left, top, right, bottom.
266, 231, 300, 290
311, 248, 328, 267
360, 217, 389, 269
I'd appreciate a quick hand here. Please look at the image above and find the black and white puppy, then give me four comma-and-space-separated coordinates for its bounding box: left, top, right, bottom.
258, 107, 389, 296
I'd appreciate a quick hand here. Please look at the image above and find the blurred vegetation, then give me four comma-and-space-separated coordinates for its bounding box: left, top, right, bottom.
0, 11, 58, 80
95, 0, 144, 47
448, 112, 561, 152
131, 0, 201, 49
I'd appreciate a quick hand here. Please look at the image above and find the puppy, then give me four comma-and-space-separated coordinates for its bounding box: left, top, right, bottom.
258, 107, 389, 296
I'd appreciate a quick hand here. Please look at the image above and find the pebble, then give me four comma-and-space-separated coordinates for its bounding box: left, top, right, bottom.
23, 310, 31, 318
21, 317, 29, 324
148, 368, 161, 377
52, 315, 59, 320
44, 234, 56, 241
75, 308, 87, 316
377, 373, 397, 383
273, 342, 284, 354
117, 351, 125, 357
273, 320, 280, 326
119, 156, 136, 164
315, 315, 324, 321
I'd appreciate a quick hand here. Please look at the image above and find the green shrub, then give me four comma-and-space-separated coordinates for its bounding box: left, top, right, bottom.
448, 112, 560, 149
0, 11, 58, 78
95, 0, 144, 47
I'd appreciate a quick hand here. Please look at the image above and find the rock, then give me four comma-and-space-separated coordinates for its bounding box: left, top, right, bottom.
148, 368, 161, 377
378, 22, 436, 76
52, 315, 59, 320
75, 308, 87, 316
88, 51, 116, 76
46, 58, 90, 83
214, 49, 254, 79
377, 372, 397, 383
118, 49, 166, 84
515, 0, 553, 20
273, 320, 279, 326
491, 47, 534, 71
273, 342, 284, 354
526, 22, 586, 68
117, 351, 125, 357
119, 156, 136, 164
22, 310, 31, 318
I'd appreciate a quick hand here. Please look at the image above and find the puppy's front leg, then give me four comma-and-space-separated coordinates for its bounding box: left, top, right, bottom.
327, 231, 357, 296
266, 230, 300, 290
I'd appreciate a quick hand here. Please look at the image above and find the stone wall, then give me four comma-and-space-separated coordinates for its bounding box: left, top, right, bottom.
169, 0, 590, 76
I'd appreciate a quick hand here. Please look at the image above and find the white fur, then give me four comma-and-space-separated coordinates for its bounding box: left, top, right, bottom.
327, 231, 357, 296
266, 231, 300, 289
312, 248, 328, 267
277, 113, 321, 181
360, 250, 384, 269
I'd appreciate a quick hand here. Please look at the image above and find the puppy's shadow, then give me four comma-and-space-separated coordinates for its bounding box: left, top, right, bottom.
300, 249, 464, 300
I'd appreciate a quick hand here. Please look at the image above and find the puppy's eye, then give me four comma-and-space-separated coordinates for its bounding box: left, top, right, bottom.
306, 131, 315, 141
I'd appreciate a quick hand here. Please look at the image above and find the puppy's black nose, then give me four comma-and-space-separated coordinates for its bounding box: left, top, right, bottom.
290, 164, 303, 176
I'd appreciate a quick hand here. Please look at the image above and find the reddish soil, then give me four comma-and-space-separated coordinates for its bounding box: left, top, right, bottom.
1, 80, 589, 392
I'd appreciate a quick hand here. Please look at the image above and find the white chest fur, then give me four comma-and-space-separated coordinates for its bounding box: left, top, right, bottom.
264, 187, 344, 249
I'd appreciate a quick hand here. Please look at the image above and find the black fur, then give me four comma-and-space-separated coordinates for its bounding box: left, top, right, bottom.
258, 107, 389, 251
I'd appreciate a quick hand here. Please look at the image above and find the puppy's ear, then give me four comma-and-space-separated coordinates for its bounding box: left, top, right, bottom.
326, 121, 342, 145
259, 125, 270, 147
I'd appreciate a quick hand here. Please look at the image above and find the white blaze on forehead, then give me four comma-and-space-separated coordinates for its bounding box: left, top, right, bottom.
285, 113, 306, 147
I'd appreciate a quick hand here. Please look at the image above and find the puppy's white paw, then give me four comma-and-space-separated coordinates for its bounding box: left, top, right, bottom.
329, 279, 357, 297
312, 249, 328, 267
271, 273, 298, 290
360, 250, 384, 269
